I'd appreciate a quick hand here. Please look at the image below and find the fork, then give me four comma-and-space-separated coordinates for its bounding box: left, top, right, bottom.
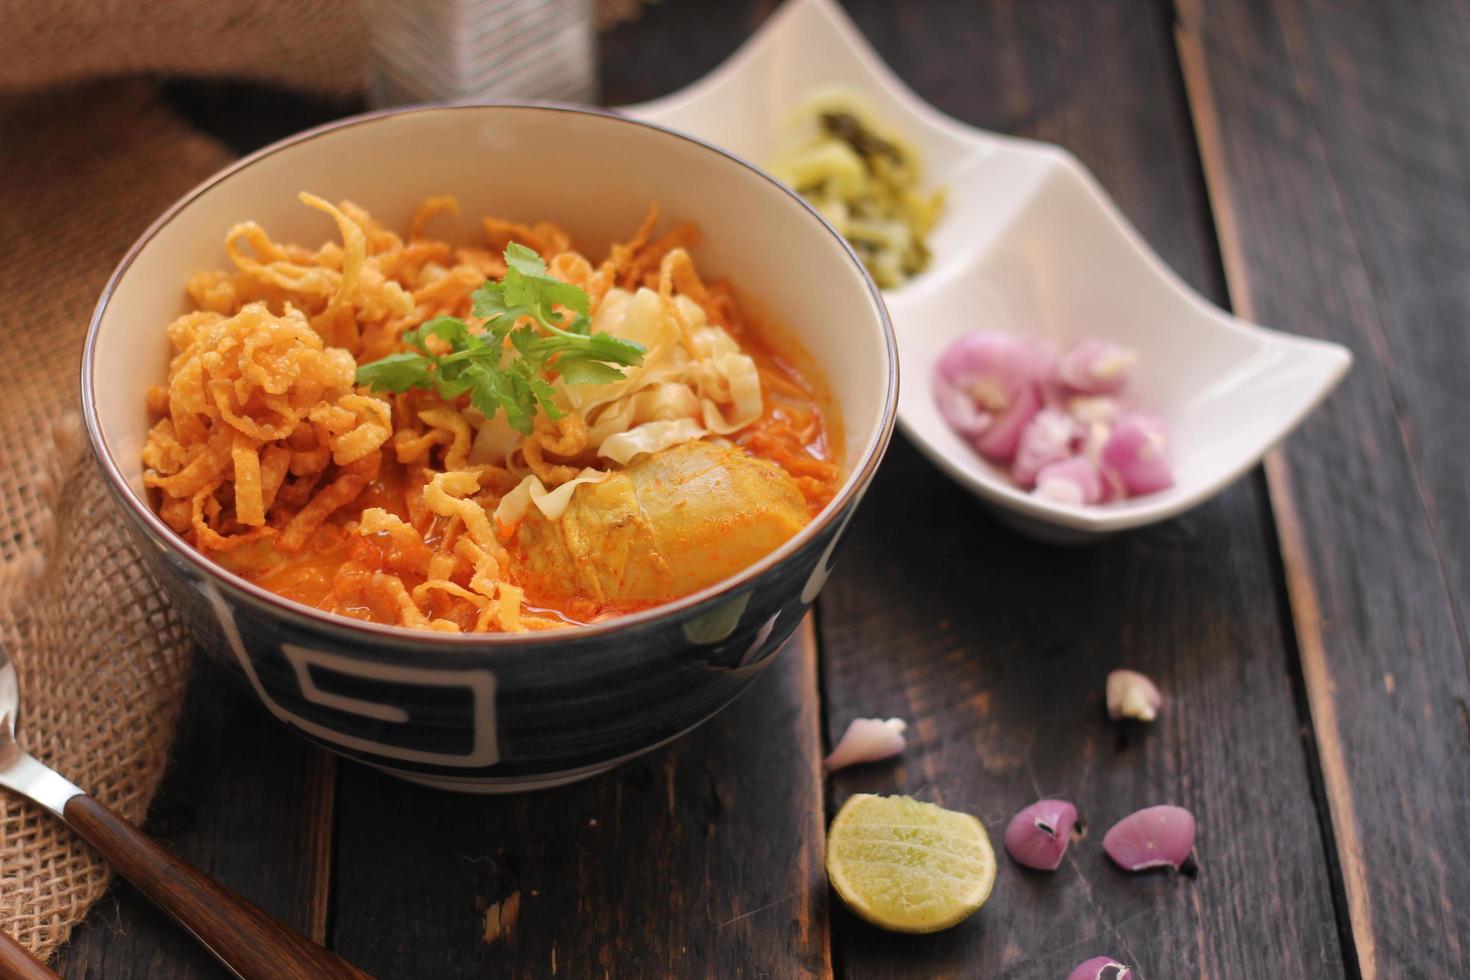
0, 640, 369, 979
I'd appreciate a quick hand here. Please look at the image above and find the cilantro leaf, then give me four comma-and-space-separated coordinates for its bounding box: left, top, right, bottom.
502, 242, 546, 277
469, 280, 513, 323
501, 242, 590, 322
356, 352, 438, 392
355, 242, 646, 434
402, 315, 471, 353
557, 359, 629, 386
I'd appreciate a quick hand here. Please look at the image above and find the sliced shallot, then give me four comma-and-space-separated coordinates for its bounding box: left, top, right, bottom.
823, 717, 908, 771
933, 332, 1046, 459
933, 331, 1174, 506
1012, 408, 1083, 489
1067, 956, 1135, 980
1065, 394, 1121, 427
973, 383, 1041, 461
1057, 339, 1137, 395
1003, 799, 1079, 871
1100, 413, 1174, 496
1103, 804, 1196, 872
1033, 456, 1105, 506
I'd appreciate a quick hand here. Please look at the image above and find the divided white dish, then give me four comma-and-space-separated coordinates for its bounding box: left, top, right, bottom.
619, 0, 1351, 542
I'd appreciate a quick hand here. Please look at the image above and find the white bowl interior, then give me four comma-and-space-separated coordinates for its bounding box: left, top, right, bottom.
893, 157, 1352, 529
91, 106, 892, 520
623, 0, 1352, 536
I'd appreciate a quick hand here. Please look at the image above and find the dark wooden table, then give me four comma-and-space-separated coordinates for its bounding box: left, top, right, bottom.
52, 2, 1470, 977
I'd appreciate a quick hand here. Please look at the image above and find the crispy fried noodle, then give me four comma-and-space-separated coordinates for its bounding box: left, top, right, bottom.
144, 194, 842, 633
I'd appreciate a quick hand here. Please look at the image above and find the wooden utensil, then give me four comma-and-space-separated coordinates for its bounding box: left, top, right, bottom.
0, 927, 60, 980
0, 641, 369, 979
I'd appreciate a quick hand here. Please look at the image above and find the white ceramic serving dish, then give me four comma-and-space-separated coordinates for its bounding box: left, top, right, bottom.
620, 0, 1351, 543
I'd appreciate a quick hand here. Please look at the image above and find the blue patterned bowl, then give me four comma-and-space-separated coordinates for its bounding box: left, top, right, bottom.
81, 103, 897, 791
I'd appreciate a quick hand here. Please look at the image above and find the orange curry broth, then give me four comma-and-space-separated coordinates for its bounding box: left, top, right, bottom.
214, 323, 841, 629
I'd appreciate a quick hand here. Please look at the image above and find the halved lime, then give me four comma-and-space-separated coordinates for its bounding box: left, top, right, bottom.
825, 794, 996, 933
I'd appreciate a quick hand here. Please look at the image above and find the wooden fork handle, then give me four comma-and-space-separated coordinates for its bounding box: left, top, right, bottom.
62, 794, 369, 980
0, 928, 59, 980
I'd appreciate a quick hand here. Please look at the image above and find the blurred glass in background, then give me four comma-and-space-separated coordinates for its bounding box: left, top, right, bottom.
365, 0, 598, 107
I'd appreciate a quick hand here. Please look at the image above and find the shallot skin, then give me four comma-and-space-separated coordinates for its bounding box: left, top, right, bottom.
1067, 956, 1134, 980
1103, 804, 1196, 872
1002, 799, 1079, 871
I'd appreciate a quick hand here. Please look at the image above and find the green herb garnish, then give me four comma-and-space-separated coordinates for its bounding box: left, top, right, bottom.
356, 243, 645, 434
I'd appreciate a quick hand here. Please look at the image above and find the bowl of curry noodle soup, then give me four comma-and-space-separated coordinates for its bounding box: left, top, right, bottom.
82, 103, 896, 791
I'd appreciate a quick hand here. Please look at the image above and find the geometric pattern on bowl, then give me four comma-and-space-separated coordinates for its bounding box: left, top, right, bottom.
83, 102, 896, 790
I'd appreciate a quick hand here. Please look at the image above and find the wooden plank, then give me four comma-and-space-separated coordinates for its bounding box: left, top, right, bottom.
818, 1, 1346, 977
54, 659, 337, 979
1175, 1, 1470, 975
330, 619, 829, 979
600, 0, 776, 107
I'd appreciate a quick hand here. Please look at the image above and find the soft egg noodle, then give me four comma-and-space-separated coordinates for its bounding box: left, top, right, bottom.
142, 195, 839, 632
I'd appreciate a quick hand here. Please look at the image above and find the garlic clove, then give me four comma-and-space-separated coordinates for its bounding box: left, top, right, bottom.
1067, 956, 1135, 980
1012, 409, 1083, 489
1058, 339, 1138, 395
1099, 412, 1173, 496
1106, 669, 1162, 722
1002, 799, 1079, 871
1103, 804, 1196, 872
823, 717, 908, 772
1033, 455, 1105, 505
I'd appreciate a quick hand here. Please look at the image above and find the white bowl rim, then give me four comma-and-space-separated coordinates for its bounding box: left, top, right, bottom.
81, 99, 899, 647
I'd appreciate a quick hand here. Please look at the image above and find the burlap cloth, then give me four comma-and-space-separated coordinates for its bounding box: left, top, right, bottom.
0, 0, 365, 960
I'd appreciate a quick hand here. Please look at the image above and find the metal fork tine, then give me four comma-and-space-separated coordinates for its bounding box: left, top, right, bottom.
0, 637, 17, 738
